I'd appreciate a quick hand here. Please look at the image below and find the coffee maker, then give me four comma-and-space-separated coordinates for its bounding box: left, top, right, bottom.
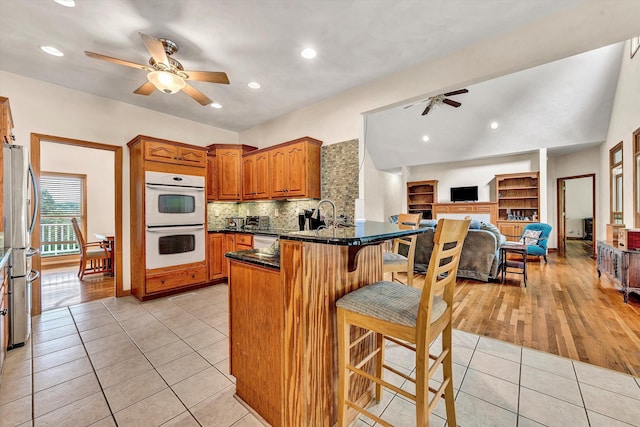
298, 209, 322, 230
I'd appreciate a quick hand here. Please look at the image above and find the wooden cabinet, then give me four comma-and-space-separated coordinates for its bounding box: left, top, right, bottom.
407, 180, 438, 219
242, 152, 270, 200
208, 233, 226, 280
208, 144, 257, 201
497, 221, 528, 241
597, 241, 640, 303
127, 135, 209, 301
496, 172, 539, 221
269, 138, 322, 199
495, 172, 540, 241
143, 137, 207, 168
229, 260, 282, 425
0, 97, 14, 234
434, 201, 498, 224
207, 154, 217, 201
209, 233, 254, 281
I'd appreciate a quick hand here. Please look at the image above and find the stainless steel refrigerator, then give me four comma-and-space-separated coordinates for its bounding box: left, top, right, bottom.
3, 144, 39, 349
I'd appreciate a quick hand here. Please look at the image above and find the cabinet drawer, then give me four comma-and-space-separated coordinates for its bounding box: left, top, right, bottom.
146, 264, 208, 294
236, 234, 253, 247
450, 206, 474, 213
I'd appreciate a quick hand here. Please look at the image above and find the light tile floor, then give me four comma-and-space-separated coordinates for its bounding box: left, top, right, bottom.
0, 284, 639, 427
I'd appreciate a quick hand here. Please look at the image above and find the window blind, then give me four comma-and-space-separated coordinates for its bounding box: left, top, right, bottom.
40, 175, 83, 217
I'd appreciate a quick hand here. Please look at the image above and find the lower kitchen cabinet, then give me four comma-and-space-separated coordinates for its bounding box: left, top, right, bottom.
497, 221, 531, 242
145, 263, 208, 294
1, 264, 8, 383
209, 233, 254, 281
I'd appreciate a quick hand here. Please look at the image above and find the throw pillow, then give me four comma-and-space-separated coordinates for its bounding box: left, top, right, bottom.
520, 229, 542, 245
480, 222, 503, 243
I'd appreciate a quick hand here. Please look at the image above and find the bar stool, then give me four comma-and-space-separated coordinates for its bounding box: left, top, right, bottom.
383, 213, 422, 287
336, 218, 470, 426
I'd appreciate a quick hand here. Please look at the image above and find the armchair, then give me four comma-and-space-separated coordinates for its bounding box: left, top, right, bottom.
519, 223, 552, 262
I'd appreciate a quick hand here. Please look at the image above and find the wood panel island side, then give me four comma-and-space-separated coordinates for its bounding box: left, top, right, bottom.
225, 222, 430, 426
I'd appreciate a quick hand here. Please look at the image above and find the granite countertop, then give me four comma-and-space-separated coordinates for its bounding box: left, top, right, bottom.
279, 221, 429, 246
225, 248, 281, 270
208, 228, 298, 236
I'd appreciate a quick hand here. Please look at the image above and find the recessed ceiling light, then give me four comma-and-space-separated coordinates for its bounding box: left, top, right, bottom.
54, 0, 76, 6
300, 47, 317, 59
211, 102, 222, 109
40, 46, 64, 57
422, 135, 430, 142
490, 121, 499, 130
248, 82, 261, 89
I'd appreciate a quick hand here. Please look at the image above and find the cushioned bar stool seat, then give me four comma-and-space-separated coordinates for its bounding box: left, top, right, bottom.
336, 218, 470, 427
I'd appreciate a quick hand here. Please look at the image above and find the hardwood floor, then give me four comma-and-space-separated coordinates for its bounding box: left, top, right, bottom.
399, 240, 640, 376
41, 266, 114, 312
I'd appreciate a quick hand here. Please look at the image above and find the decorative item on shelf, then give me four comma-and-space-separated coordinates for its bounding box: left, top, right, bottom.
532, 211, 538, 221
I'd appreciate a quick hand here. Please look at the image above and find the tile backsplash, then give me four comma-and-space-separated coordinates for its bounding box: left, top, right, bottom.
207, 139, 359, 230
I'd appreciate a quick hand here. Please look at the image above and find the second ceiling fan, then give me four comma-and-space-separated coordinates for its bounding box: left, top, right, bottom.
85, 32, 229, 106
407, 89, 469, 116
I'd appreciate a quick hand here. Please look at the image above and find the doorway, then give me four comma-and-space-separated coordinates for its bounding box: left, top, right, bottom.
30, 134, 123, 315
557, 174, 596, 258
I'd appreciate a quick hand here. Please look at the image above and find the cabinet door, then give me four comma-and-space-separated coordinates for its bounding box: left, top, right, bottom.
177, 147, 207, 167
499, 223, 520, 242
242, 156, 256, 200
285, 143, 306, 197
269, 148, 288, 198
145, 140, 179, 163
217, 149, 242, 200
223, 234, 236, 278
207, 155, 217, 201
254, 153, 270, 199
209, 234, 225, 280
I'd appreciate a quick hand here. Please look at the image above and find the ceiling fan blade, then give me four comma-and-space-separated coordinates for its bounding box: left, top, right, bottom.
184, 71, 230, 84
84, 51, 151, 71
421, 103, 432, 116
404, 99, 428, 109
139, 32, 169, 67
133, 81, 156, 96
182, 83, 213, 106
443, 88, 468, 97
443, 99, 462, 108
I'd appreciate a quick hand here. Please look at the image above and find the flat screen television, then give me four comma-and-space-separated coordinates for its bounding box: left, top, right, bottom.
450, 186, 478, 202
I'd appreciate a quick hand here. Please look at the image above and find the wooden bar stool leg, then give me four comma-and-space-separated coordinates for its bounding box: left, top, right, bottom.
443, 323, 457, 427
337, 309, 350, 427
375, 332, 384, 401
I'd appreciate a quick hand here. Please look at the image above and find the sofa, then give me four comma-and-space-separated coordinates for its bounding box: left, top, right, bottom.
399, 220, 506, 282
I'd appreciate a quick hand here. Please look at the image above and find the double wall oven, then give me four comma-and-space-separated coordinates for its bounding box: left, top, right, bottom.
145, 171, 205, 270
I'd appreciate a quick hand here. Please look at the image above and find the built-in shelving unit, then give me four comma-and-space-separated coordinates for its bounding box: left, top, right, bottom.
495, 172, 540, 240
407, 180, 438, 219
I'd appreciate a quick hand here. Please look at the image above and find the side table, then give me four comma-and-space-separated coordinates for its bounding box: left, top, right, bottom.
500, 243, 527, 287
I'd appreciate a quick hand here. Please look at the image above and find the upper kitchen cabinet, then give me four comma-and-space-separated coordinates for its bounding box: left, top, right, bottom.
207, 153, 217, 201
269, 137, 322, 199
0, 97, 14, 145
143, 137, 207, 168
208, 144, 257, 201
242, 151, 269, 200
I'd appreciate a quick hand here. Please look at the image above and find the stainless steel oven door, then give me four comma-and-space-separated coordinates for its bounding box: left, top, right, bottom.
145, 172, 205, 226
145, 225, 205, 270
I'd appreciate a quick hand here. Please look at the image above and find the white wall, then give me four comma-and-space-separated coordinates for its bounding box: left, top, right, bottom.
238, 1, 640, 221
40, 142, 115, 239
546, 145, 600, 246
564, 177, 593, 238
0, 71, 238, 292
601, 37, 640, 237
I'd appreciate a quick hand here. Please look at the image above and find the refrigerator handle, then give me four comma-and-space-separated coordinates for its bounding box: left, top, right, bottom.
28, 163, 39, 234
27, 270, 40, 283
26, 247, 40, 257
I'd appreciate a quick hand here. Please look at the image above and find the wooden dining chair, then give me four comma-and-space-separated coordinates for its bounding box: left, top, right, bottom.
336, 218, 470, 426
71, 218, 112, 279
383, 213, 422, 287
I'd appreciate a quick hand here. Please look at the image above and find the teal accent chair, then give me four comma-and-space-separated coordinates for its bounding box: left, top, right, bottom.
521, 223, 552, 262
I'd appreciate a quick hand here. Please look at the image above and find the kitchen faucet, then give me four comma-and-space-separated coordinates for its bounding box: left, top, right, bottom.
312, 199, 337, 236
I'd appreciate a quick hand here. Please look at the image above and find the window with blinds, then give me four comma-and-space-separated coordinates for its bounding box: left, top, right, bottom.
40, 172, 87, 256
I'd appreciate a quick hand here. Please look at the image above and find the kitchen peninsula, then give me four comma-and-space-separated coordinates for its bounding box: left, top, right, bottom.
226, 222, 429, 426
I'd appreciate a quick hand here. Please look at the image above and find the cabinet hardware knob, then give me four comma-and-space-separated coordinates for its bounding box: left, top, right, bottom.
0, 308, 7, 316
192, 274, 196, 278
161, 280, 165, 284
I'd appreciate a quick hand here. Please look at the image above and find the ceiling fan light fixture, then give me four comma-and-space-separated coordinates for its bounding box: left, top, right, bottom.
248, 81, 261, 89
54, 0, 75, 7
211, 102, 222, 109
147, 70, 185, 94
40, 46, 64, 56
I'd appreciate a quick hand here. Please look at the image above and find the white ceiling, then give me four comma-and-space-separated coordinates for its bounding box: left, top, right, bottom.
0, 0, 583, 132
365, 42, 624, 170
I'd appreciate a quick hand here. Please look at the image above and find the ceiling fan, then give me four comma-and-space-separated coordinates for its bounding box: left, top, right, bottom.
84, 32, 229, 106
405, 89, 469, 116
